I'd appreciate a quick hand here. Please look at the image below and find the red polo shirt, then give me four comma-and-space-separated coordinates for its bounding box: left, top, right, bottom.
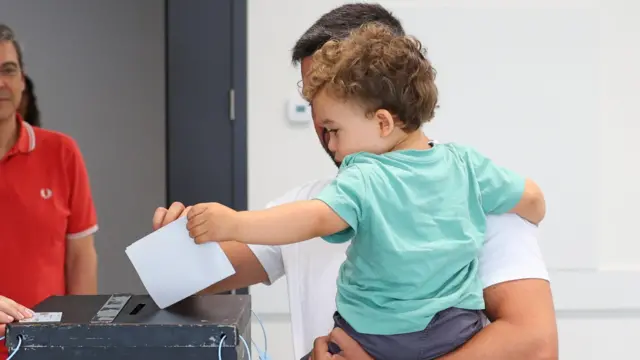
0, 117, 97, 354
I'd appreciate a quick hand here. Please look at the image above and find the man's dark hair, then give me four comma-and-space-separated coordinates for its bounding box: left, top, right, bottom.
22, 75, 41, 127
0, 23, 24, 68
291, 3, 404, 64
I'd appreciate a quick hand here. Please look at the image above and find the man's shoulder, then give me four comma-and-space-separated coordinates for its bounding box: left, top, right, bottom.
267, 177, 335, 207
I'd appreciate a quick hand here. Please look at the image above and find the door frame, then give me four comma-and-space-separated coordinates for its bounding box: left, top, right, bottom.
230, 0, 249, 296
231, 0, 248, 213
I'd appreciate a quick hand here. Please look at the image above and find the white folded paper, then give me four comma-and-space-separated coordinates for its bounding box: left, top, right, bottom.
126, 216, 236, 309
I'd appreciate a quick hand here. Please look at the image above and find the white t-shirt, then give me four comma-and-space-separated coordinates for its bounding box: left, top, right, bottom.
249, 177, 549, 359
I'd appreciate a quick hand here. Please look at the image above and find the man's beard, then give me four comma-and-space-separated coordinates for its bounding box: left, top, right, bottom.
321, 128, 341, 168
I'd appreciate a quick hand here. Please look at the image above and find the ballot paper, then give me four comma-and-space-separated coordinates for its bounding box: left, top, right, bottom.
125, 216, 236, 309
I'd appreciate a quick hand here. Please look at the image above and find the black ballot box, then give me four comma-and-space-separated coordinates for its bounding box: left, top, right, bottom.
5, 294, 251, 360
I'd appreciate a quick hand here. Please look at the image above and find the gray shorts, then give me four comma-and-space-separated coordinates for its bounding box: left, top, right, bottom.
301, 308, 483, 360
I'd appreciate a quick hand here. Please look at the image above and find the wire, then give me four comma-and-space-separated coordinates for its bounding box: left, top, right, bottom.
252, 310, 268, 355
6, 335, 22, 360
217, 334, 226, 360
218, 334, 251, 360
239, 336, 250, 359
252, 339, 265, 359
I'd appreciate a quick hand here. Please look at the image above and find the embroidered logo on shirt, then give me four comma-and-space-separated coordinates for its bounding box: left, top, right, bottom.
40, 188, 53, 199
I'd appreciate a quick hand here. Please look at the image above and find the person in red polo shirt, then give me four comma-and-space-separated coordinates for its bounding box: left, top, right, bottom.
0, 24, 99, 356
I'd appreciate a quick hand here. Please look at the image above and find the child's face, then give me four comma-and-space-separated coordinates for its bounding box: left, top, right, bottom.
312, 89, 394, 162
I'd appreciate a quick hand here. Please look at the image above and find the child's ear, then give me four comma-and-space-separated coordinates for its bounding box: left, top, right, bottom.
375, 109, 395, 137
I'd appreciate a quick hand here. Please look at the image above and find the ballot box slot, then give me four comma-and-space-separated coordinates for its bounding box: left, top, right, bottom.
129, 303, 146, 315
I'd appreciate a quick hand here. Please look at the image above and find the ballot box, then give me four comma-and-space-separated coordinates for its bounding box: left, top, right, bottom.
5, 294, 251, 360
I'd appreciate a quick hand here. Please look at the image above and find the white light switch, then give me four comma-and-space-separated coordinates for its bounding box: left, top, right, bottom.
287, 90, 312, 124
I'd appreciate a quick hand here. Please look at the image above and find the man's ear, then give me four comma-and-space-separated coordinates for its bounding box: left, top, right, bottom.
375, 109, 396, 137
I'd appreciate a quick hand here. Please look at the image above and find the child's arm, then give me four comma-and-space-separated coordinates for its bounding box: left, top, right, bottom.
508, 178, 546, 225
233, 200, 349, 245
234, 164, 366, 245
187, 164, 366, 245
460, 145, 546, 225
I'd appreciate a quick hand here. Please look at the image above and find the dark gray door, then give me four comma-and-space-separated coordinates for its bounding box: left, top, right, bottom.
166, 0, 247, 294
166, 0, 246, 210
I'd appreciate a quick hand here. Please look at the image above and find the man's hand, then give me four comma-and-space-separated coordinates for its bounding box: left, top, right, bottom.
311, 328, 373, 360
187, 203, 239, 243
0, 296, 34, 336
153, 202, 191, 230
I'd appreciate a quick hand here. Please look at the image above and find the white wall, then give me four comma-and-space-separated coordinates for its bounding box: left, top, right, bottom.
248, 0, 640, 359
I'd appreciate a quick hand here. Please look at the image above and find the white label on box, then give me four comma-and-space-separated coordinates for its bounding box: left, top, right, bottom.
19, 312, 63, 323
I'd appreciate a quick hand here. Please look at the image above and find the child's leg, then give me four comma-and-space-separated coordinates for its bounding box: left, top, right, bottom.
336, 308, 482, 360
301, 308, 482, 360
413, 307, 484, 359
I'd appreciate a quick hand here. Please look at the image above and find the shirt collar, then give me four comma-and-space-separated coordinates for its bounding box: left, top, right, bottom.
8, 114, 36, 155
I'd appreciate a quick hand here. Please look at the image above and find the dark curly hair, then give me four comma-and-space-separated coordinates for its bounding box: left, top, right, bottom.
302, 23, 438, 131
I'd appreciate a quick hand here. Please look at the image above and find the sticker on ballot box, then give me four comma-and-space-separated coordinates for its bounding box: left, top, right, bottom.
19, 312, 63, 323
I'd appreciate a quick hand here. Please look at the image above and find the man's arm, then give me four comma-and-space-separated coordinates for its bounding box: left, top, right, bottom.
65, 235, 98, 294
439, 279, 558, 360
198, 241, 271, 294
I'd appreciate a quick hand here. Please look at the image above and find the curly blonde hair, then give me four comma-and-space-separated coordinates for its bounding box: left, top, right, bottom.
303, 23, 438, 131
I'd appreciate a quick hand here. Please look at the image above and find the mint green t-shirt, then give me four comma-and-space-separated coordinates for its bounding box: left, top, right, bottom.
314, 143, 525, 335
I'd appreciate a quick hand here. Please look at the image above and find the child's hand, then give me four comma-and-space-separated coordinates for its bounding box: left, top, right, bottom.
186, 203, 239, 244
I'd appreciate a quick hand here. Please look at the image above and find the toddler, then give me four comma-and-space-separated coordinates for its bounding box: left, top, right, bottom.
186, 23, 545, 360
